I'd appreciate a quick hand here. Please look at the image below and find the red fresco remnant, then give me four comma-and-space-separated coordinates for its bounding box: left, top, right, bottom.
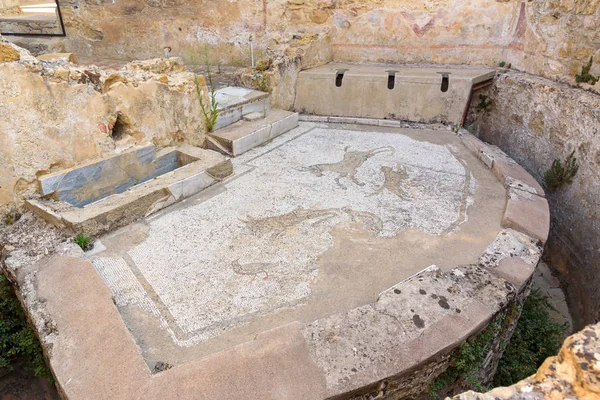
401, 12, 437, 37
514, 2, 527, 40
98, 123, 108, 133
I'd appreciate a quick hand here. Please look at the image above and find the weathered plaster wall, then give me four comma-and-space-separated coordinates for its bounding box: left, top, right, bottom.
0, 38, 208, 213
8, 0, 600, 84
468, 71, 600, 329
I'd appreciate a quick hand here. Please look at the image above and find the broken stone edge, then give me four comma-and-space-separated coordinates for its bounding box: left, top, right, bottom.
3, 125, 549, 399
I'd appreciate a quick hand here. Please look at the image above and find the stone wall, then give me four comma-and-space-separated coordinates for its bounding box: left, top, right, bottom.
6, 1, 600, 84
453, 321, 600, 400
0, 0, 20, 16
467, 71, 600, 329
0, 37, 208, 214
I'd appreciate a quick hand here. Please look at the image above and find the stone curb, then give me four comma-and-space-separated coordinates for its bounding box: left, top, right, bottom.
298, 114, 446, 129
459, 131, 550, 244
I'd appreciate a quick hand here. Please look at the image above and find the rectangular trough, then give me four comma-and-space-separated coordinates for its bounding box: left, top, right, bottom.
28, 144, 233, 235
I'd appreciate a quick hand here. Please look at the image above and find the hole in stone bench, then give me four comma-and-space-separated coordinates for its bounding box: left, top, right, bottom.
336, 69, 348, 87
387, 71, 396, 90
440, 73, 450, 93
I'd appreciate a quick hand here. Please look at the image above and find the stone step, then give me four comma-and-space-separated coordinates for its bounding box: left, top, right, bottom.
214, 87, 270, 130
209, 110, 299, 156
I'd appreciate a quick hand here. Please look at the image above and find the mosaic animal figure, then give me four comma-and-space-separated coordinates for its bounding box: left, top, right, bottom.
242, 208, 340, 236
370, 163, 411, 199
308, 146, 396, 188
231, 259, 272, 280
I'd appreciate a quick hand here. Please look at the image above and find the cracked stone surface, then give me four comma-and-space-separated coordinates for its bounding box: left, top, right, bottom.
87, 122, 507, 367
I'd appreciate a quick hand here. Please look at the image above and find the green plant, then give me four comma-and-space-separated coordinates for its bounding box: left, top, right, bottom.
544, 151, 579, 192
575, 57, 599, 85
452, 125, 461, 134
493, 290, 565, 387
255, 72, 269, 92
429, 318, 502, 397
193, 48, 219, 132
4, 213, 14, 225
73, 233, 93, 251
499, 61, 506, 68
476, 94, 492, 113
0, 273, 53, 381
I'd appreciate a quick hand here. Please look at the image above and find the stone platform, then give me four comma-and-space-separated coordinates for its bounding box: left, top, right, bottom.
295, 64, 496, 125
5, 121, 550, 399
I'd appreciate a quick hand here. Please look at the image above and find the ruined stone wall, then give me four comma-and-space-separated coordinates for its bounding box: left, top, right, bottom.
453, 321, 600, 400
467, 71, 600, 329
0, 0, 21, 16
6, 1, 599, 85
0, 38, 208, 213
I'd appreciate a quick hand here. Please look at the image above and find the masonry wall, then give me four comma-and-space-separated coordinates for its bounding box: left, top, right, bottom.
0, 39, 208, 213
468, 71, 600, 329
8, 0, 600, 85
0, 0, 20, 15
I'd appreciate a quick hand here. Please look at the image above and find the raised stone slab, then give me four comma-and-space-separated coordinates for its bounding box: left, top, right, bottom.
503, 187, 550, 243
210, 109, 298, 156
295, 64, 496, 125
214, 87, 270, 130
28, 145, 233, 236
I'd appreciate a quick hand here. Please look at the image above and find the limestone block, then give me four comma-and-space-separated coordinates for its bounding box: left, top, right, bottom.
126, 57, 185, 74
0, 43, 20, 62
460, 132, 486, 157
502, 188, 550, 243
492, 158, 544, 196
488, 257, 535, 292
37, 53, 79, 64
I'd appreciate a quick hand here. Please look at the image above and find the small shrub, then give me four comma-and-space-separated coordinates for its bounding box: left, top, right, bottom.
499, 61, 506, 68
493, 290, 565, 387
476, 94, 492, 113
429, 318, 502, 397
0, 273, 53, 381
191, 47, 219, 132
3, 211, 21, 226
575, 57, 599, 85
255, 72, 269, 92
452, 125, 461, 134
73, 233, 93, 251
544, 151, 579, 192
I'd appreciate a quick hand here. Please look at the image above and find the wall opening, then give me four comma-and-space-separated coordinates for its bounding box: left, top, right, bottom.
336, 69, 348, 87
387, 71, 396, 90
440, 73, 450, 93
111, 114, 127, 141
